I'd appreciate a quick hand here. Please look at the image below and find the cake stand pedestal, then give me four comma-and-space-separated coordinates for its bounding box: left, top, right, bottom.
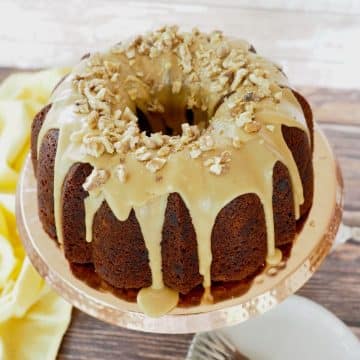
16, 128, 343, 334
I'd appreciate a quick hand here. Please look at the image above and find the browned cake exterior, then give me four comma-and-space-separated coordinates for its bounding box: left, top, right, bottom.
36, 128, 58, 240
31, 91, 313, 295
92, 204, 152, 289
62, 162, 93, 264
31, 103, 51, 175
162, 192, 203, 294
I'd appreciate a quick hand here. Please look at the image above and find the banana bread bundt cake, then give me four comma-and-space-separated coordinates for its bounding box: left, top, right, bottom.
31, 26, 313, 317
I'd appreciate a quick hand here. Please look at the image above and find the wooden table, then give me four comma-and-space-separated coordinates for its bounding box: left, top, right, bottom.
1, 78, 359, 360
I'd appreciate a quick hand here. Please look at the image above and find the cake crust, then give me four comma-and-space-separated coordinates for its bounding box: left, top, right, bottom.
37, 128, 58, 240
62, 162, 93, 264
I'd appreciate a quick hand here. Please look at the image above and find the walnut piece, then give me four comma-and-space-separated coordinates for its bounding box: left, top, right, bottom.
235, 111, 252, 128
244, 120, 261, 133
146, 157, 167, 173
83, 168, 110, 191
204, 151, 231, 175
199, 135, 214, 151
115, 164, 127, 183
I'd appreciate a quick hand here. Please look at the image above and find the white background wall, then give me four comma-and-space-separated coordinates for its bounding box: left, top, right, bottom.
0, 0, 358, 88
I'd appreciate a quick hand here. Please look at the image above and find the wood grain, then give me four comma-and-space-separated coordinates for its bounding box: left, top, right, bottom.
301, 87, 360, 126
59, 311, 192, 360
0, 73, 358, 357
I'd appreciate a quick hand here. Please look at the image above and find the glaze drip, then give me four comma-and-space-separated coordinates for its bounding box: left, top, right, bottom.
37, 27, 310, 316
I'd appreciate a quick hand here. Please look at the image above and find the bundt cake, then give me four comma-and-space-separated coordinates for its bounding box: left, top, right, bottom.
31, 26, 313, 317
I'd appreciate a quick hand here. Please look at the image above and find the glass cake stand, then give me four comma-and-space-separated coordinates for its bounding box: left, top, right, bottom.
16, 128, 344, 334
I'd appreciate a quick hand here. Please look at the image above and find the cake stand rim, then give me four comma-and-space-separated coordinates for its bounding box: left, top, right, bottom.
16, 128, 343, 333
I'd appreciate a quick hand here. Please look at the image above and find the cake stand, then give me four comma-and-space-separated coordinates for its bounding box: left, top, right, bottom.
16, 128, 343, 334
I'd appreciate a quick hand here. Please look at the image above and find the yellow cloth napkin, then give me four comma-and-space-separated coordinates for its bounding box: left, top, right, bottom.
0, 69, 72, 360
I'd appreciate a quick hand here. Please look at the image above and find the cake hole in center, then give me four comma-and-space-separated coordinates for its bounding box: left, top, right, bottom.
136, 106, 208, 136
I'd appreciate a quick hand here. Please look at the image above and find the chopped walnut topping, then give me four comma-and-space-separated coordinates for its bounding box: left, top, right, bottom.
230, 104, 243, 116
142, 135, 157, 149
189, 146, 202, 159
110, 73, 119, 83
80, 138, 105, 158
69, 28, 288, 182
141, 132, 164, 150
220, 150, 231, 163
218, 75, 230, 86
235, 111, 252, 127
222, 49, 246, 69
216, 42, 230, 59
172, 80, 182, 94
248, 73, 271, 96
210, 82, 224, 93
135, 146, 152, 161
74, 98, 90, 114
243, 92, 255, 102
181, 123, 200, 143
122, 107, 138, 122
231, 68, 248, 91
87, 52, 101, 67
199, 135, 214, 151
83, 168, 110, 191
274, 91, 283, 102
157, 145, 171, 157
76, 79, 86, 94
146, 157, 167, 173
129, 135, 140, 150
104, 61, 120, 74
209, 163, 223, 175
115, 164, 127, 183
244, 120, 262, 133
87, 110, 99, 128
114, 140, 128, 154
205, 151, 231, 175
149, 46, 161, 58
151, 133, 165, 147
178, 43, 192, 74
84, 132, 114, 154
97, 115, 113, 131
126, 47, 136, 59
226, 97, 239, 110
210, 30, 223, 43
113, 109, 122, 120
